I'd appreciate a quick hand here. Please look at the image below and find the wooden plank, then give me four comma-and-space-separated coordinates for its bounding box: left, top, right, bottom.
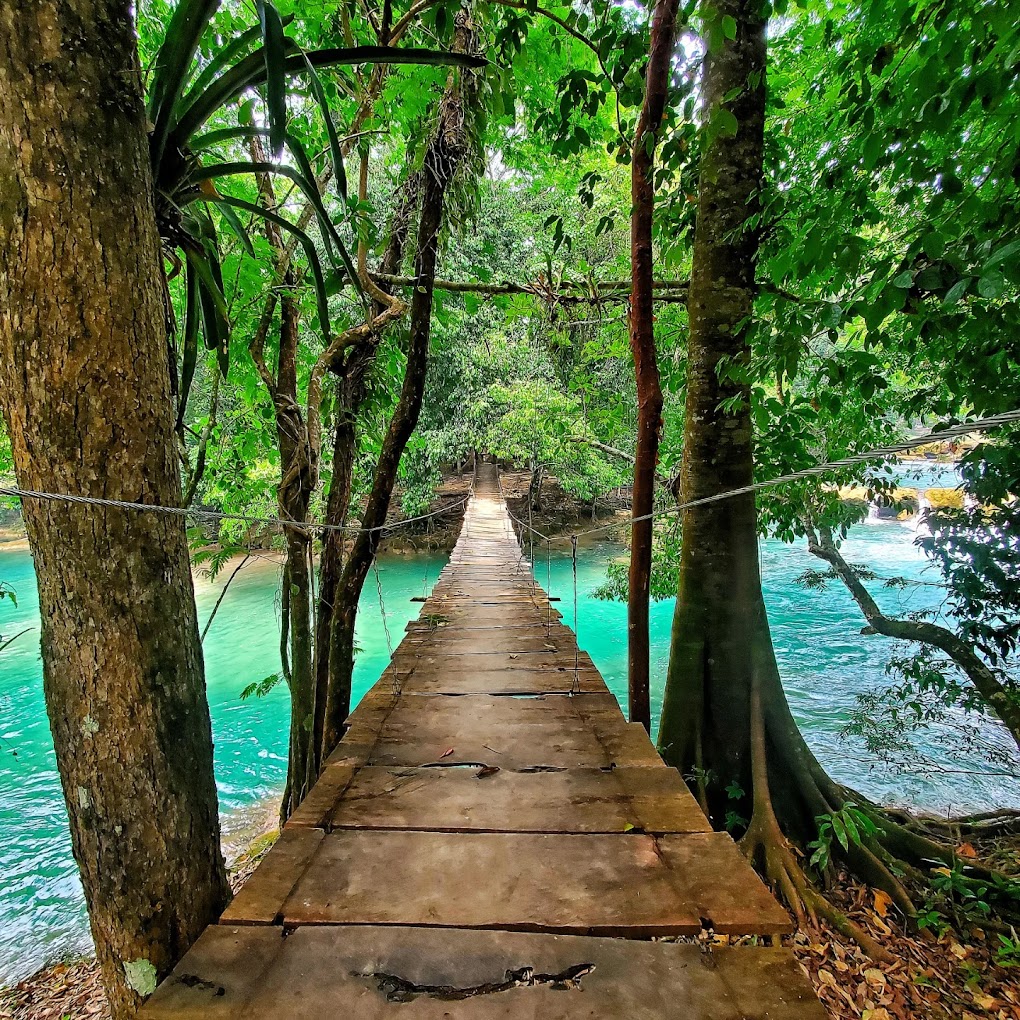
141, 465, 806, 1016
140, 925, 824, 1019
285, 763, 356, 829
323, 765, 711, 834
397, 665, 608, 695
391, 649, 598, 673
219, 828, 322, 926
278, 830, 791, 935
400, 632, 574, 654
352, 692, 661, 770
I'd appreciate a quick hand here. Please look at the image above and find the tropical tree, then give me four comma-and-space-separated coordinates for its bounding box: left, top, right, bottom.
0, 1, 231, 1014
653, 0, 1020, 951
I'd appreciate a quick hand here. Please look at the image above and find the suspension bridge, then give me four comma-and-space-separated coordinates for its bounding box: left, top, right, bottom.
139, 463, 823, 1018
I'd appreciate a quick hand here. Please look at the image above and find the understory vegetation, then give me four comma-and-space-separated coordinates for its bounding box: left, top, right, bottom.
2, 0, 1020, 1015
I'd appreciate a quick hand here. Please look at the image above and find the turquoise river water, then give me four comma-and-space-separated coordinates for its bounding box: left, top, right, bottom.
2, 511, 1017, 983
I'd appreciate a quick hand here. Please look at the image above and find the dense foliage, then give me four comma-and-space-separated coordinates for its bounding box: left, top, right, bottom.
2, 0, 1020, 1002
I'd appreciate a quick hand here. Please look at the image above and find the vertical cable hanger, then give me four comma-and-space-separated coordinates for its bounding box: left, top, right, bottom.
545, 538, 553, 637
528, 495, 535, 572
422, 511, 433, 601
373, 555, 397, 694
570, 534, 579, 695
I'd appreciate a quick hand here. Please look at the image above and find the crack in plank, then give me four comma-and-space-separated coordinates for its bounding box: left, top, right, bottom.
367, 962, 596, 1002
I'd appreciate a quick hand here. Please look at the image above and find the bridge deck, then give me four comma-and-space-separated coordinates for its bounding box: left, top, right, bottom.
140, 465, 824, 1019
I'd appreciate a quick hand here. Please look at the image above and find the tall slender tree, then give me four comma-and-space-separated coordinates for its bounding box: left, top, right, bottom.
320, 7, 481, 755
0, 0, 230, 1015
627, 0, 682, 733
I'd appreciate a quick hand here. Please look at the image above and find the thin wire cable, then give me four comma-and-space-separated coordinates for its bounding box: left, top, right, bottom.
372, 557, 396, 692
545, 538, 553, 636
6, 410, 1017, 545
528, 496, 535, 572
0, 485, 468, 537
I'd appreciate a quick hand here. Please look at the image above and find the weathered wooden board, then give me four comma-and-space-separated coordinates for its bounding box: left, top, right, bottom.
396, 665, 608, 695
343, 692, 661, 770
274, 830, 791, 935
306, 764, 712, 834
140, 926, 825, 1019
219, 828, 322, 926
391, 649, 599, 674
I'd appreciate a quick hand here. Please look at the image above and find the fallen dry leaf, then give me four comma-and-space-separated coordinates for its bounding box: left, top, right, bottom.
873, 889, 893, 917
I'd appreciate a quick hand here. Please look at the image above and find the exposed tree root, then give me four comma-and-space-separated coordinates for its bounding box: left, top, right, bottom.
742, 670, 896, 963
717, 623, 1020, 963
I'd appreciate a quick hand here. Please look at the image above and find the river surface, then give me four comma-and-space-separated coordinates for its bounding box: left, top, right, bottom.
2, 506, 1016, 983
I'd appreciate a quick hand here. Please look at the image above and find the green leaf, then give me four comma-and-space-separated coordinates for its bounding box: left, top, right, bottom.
714, 108, 738, 138
180, 23, 265, 116
721, 15, 737, 39
892, 270, 914, 288
921, 231, 945, 260
191, 251, 229, 375
176, 259, 201, 429
985, 237, 1020, 268
942, 277, 970, 306
170, 46, 486, 152
842, 810, 861, 847
831, 814, 849, 851
256, 1, 288, 157
978, 269, 1006, 299
148, 0, 221, 166
187, 160, 361, 300
301, 53, 348, 204
207, 196, 333, 344
215, 200, 256, 258
190, 124, 269, 150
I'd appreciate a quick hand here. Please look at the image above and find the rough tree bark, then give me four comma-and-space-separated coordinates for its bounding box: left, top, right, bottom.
320, 10, 478, 757
806, 523, 1020, 750
0, 1, 230, 1014
312, 172, 421, 764
655, 0, 977, 954
247, 136, 320, 821
657, 0, 768, 821
627, 0, 681, 733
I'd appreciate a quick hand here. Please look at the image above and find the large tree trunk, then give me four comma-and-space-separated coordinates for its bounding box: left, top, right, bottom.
246, 135, 320, 820
654, 4, 956, 947
0, 2, 230, 1014
320, 11, 478, 757
627, 0, 680, 733
658, 0, 770, 820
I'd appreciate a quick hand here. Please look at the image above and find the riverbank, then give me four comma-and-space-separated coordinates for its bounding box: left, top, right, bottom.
0, 827, 281, 1020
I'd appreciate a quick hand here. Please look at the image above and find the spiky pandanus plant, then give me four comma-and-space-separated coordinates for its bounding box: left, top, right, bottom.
145, 0, 484, 426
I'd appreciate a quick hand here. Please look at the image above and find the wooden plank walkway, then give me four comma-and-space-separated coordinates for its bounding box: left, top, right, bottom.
140, 464, 824, 1019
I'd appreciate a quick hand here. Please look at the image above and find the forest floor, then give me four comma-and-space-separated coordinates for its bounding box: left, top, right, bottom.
5, 827, 1020, 1019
